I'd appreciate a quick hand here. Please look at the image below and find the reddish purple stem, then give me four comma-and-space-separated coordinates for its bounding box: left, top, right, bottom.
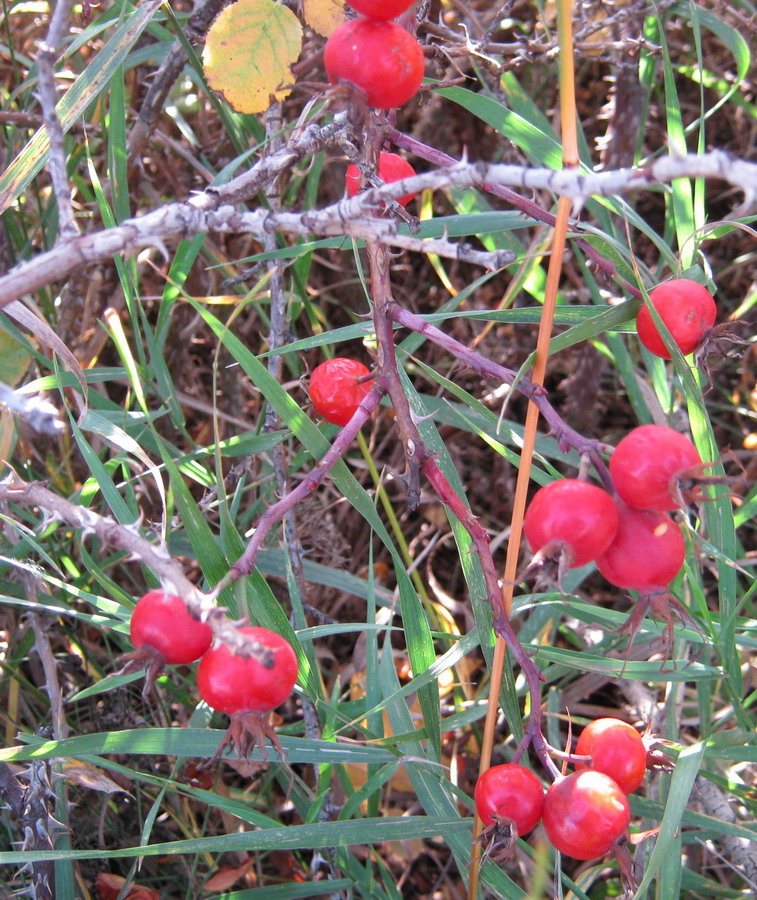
215, 384, 386, 593
388, 302, 613, 491
387, 128, 642, 299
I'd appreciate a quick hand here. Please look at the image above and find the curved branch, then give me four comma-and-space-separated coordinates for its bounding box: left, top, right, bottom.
1, 149, 753, 308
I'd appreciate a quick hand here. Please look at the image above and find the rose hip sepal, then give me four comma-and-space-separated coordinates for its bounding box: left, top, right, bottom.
197, 626, 299, 766
542, 770, 630, 860
619, 587, 704, 667
117, 589, 213, 697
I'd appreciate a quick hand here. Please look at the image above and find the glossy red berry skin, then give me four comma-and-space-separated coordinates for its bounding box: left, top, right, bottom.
348, 0, 415, 19
129, 590, 212, 665
345, 151, 417, 207
596, 501, 685, 591
636, 279, 716, 358
610, 425, 701, 511
196, 626, 298, 715
309, 358, 373, 426
324, 18, 424, 109
523, 479, 619, 568
542, 770, 630, 860
574, 718, 646, 795
474, 764, 545, 837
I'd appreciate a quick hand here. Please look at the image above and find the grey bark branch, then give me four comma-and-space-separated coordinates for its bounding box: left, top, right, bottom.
695, 776, 757, 889
36, 0, 78, 239
0, 382, 65, 436
0, 475, 268, 663
0, 149, 753, 309
127, 0, 229, 164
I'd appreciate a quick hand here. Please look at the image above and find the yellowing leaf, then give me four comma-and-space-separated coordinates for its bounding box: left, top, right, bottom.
0, 328, 32, 387
0, 409, 16, 468
62, 760, 133, 796
303, 0, 347, 37
203, 0, 302, 115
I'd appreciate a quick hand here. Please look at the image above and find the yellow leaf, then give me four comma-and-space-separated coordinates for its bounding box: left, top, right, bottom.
0, 328, 32, 387
302, 0, 347, 37
62, 760, 133, 796
203, 0, 302, 115
0, 409, 16, 468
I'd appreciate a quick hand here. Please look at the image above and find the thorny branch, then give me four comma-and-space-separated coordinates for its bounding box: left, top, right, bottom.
0, 517, 60, 899
388, 304, 614, 488
366, 231, 558, 778
2, 127, 739, 752
1, 148, 755, 308
36, 0, 78, 241
0, 381, 65, 436
0, 2, 751, 893
127, 0, 229, 164
388, 128, 627, 289
261, 103, 310, 618
259, 108, 336, 831
0, 729, 56, 900
214, 384, 386, 595
10, 747, 57, 900
0, 475, 270, 664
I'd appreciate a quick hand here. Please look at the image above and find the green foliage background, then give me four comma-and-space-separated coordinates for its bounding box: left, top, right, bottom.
0, 0, 755, 898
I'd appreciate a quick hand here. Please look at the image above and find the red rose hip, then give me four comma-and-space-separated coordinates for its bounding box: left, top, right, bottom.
348, 0, 416, 19
130, 590, 212, 665
574, 718, 646, 795
197, 626, 298, 715
474, 763, 545, 837
345, 151, 417, 207
610, 424, 702, 511
523, 479, 619, 568
636, 279, 716, 358
596, 501, 685, 591
324, 18, 424, 109
542, 770, 630, 859
309, 358, 373, 426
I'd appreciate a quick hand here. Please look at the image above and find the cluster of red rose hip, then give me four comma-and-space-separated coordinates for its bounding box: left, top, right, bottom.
126, 590, 298, 722
475, 718, 646, 860
307, 281, 717, 864
324, 0, 424, 110
310, 279, 716, 598
523, 278, 715, 593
